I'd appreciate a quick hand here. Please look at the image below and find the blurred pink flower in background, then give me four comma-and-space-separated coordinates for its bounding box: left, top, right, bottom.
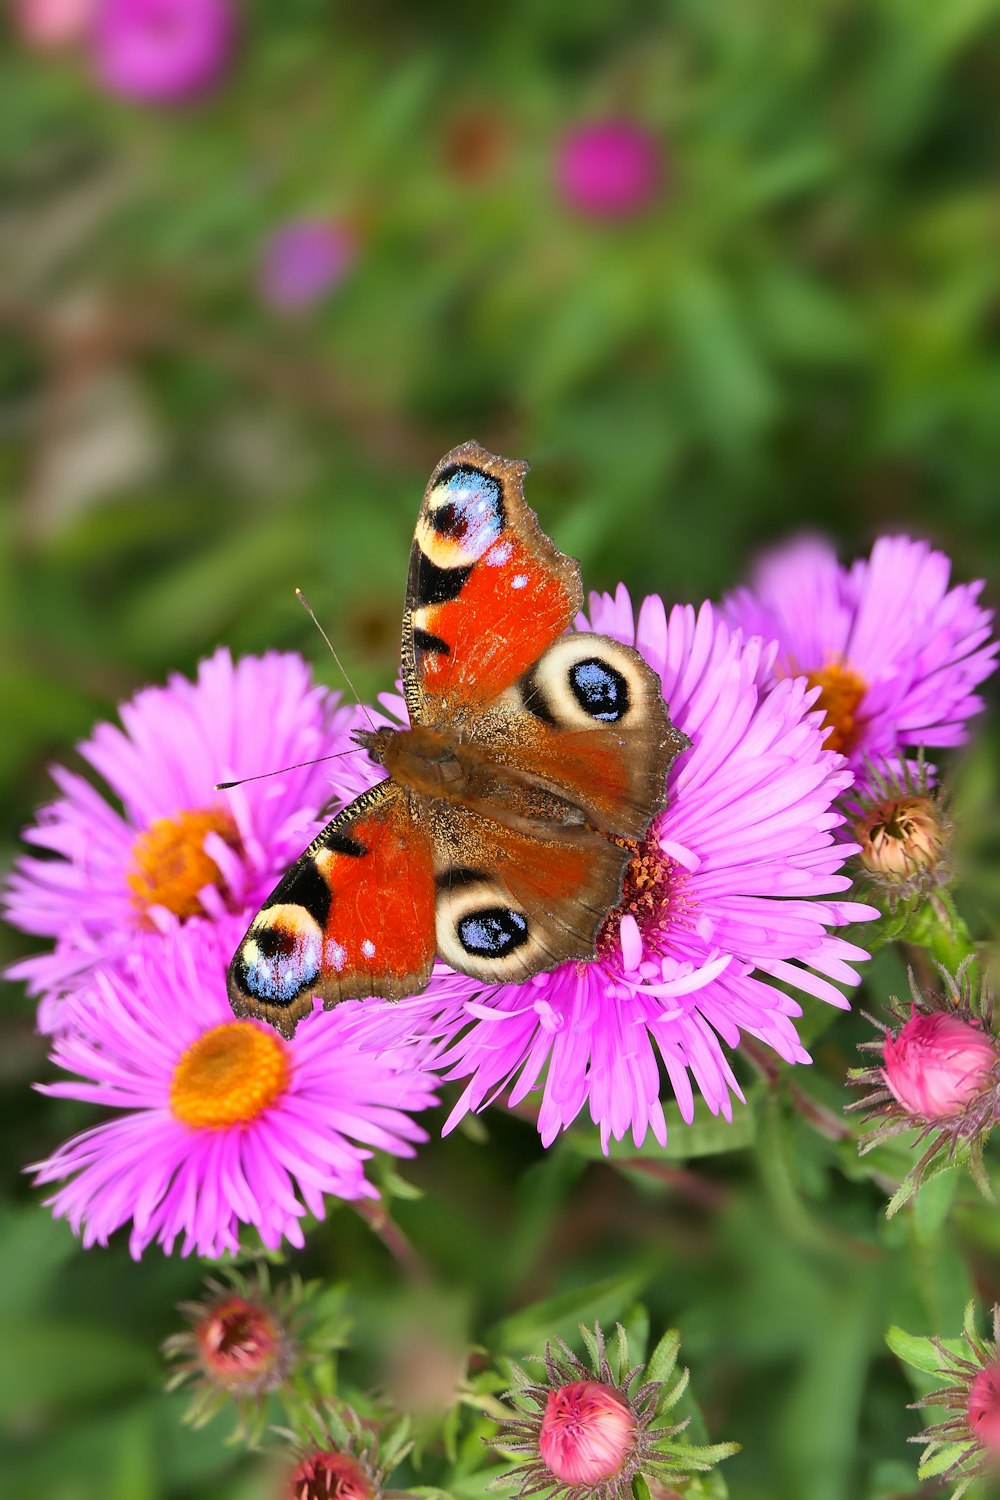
555, 121, 661, 219
259, 219, 357, 313
92, 0, 236, 103
13, 0, 95, 49
722, 535, 998, 777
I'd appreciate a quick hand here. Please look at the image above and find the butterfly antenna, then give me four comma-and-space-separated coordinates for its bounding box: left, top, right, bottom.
295, 587, 377, 732
215, 748, 359, 791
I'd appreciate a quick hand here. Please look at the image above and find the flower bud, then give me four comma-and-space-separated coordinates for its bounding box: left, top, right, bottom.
288, 1449, 374, 1500
194, 1294, 283, 1392
882, 1011, 998, 1122
539, 1380, 636, 1485
854, 795, 946, 883
967, 1363, 1000, 1457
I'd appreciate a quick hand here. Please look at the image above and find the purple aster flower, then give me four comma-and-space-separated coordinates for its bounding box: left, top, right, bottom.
344, 592, 876, 1150
555, 122, 661, 219
722, 535, 998, 775
92, 0, 236, 105
4, 649, 355, 1016
259, 219, 356, 313
29, 917, 437, 1258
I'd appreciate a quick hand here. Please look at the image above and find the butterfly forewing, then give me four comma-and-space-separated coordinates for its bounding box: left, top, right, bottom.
401, 442, 582, 730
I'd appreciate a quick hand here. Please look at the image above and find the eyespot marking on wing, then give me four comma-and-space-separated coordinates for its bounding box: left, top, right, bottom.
457, 907, 529, 958
415, 465, 505, 569
235, 904, 322, 1007
568, 656, 630, 722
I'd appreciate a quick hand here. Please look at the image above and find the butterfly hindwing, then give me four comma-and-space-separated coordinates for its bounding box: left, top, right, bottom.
430, 802, 630, 983
467, 632, 687, 841
227, 780, 436, 1037
401, 442, 582, 729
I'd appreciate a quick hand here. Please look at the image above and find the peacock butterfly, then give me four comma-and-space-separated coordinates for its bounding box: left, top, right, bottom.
227, 442, 688, 1037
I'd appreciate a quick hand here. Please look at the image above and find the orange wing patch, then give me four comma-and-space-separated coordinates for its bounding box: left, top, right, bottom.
227, 782, 435, 1036
402, 442, 582, 726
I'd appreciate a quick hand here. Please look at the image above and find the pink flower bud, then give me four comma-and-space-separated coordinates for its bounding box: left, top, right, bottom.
882, 1012, 997, 1122
967, 1362, 1000, 1456
194, 1294, 283, 1392
538, 1379, 636, 1486
288, 1450, 374, 1500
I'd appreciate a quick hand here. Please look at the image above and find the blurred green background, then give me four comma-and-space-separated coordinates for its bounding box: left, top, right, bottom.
3, 3, 1000, 1498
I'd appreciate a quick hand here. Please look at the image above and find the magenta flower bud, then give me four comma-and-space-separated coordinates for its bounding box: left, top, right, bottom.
259, 219, 356, 313
968, 1363, 1000, 1458
555, 122, 661, 219
93, 0, 236, 105
882, 1011, 997, 1122
539, 1380, 636, 1485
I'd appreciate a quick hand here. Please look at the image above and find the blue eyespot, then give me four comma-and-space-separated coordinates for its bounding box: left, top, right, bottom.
430, 466, 503, 557
241, 911, 321, 1005
568, 657, 630, 722
457, 907, 528, 958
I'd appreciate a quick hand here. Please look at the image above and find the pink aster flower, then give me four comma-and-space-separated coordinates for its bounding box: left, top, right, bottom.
5, 648, 354, 1016
92, 0, 236, 105
259, 219, 356, 313
722, 535, 998, 775
555, 121, 661, 219
29, 918, 437, 1258
345, 592, 875, 1150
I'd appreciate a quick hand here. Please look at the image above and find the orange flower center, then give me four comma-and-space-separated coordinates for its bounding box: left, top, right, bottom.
597, 836, 693, 963
805, 662, 867, 755
170, 1022, 289, 1129
128, 807, 241, 921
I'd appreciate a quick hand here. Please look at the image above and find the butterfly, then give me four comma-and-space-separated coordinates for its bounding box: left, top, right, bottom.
227, 442, 688, 1037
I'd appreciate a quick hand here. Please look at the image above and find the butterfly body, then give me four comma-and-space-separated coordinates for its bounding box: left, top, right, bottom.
227, 442, 688, 1037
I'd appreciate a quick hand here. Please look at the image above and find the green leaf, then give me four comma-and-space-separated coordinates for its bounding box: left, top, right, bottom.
645, 1329, 681, 1388
885, 1326, 944, 1376
486, 1269, 653, 1355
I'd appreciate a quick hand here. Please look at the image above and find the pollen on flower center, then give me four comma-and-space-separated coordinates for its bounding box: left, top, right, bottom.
597, 835, 691, 963
805, 661, 867, 755
170, 1022, 289, 1129
128, 806, 241, 921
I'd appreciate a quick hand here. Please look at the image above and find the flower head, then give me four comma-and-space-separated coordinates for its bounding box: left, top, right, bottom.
849, 962, 1000, 1214
910, 1301, 1000, 1494
29, 918, 437, 1258
346, 593, 874, 1149
164, 1262, 349, 1440
555, 123, 661, 219
491, 1322, 736, 1500
5, 649, 353, 1017
260, 220, 357, 313
722, 535, 998, 776
92, 0, 236, 103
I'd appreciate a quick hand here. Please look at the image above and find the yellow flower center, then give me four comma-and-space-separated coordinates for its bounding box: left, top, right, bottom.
128, 807, 241, 920
805, 662, 867, 755
597, 834, 694, 963
170, 1022, 289, 1129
